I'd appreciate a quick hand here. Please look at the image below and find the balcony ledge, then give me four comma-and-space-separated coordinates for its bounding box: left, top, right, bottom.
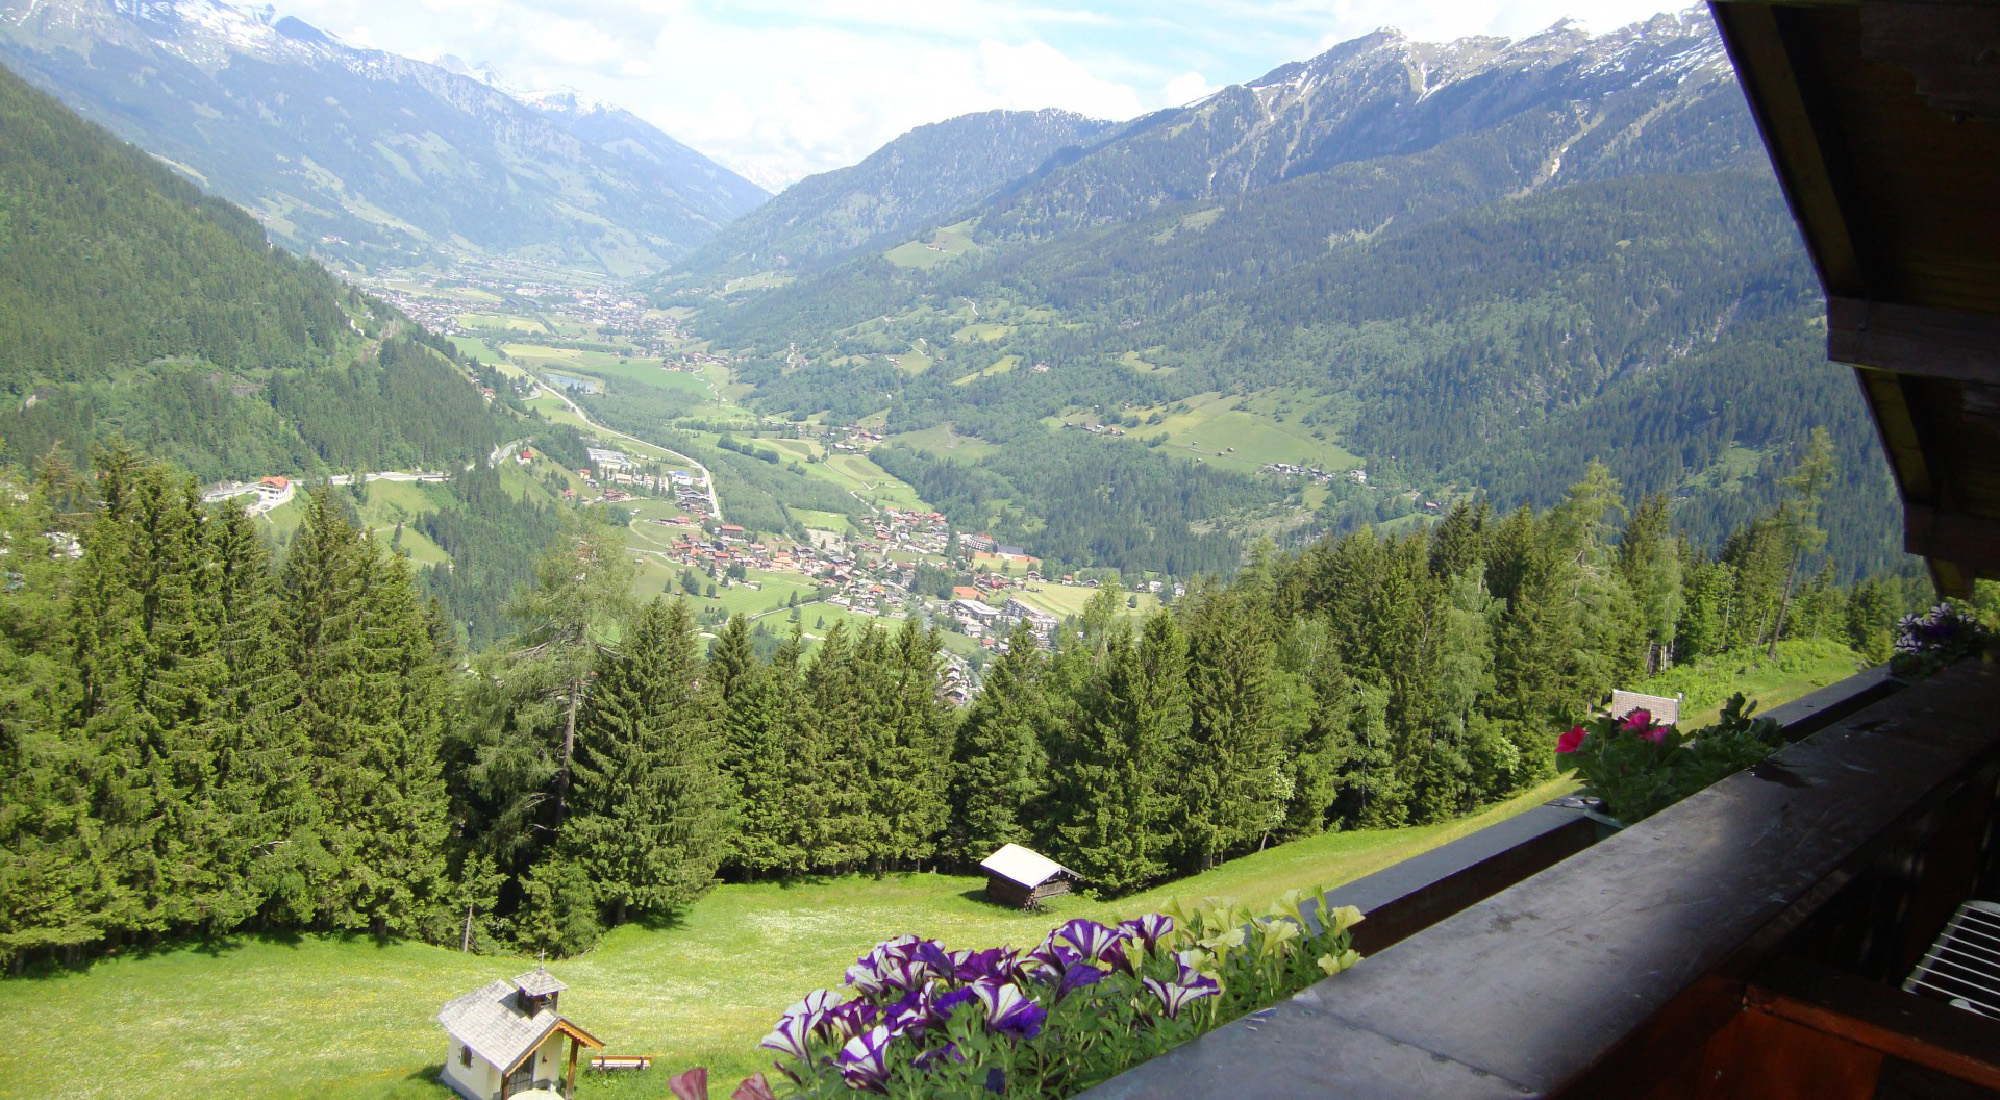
1082, 661, 2000, 1099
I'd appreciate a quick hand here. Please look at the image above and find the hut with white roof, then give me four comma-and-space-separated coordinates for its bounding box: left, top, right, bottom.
979, 843, 1077, 909
437, 968, 603, 1100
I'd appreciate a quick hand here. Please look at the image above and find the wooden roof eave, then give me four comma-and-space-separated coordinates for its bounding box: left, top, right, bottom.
1710, 0, 2000, 596
500, 1019, 607, 1076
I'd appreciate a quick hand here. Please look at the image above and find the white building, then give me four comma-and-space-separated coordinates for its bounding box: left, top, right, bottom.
437, 969, 603, 1100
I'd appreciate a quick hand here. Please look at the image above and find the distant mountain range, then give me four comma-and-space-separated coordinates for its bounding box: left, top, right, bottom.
0, 0, 767, 274
670, 109, 1117, 279
666, 7, 1907, 579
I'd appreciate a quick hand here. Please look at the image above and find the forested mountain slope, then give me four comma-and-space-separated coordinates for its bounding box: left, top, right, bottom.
0, 58, 510, 484
671, 109, 1115, 278
0, 0, 766, 273
672, 8, 1905, 580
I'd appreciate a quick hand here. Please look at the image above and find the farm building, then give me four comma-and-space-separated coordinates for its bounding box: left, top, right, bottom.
980, 843, 1077, 909
437, 968, 603, 1100
1608, 689, 1682, 728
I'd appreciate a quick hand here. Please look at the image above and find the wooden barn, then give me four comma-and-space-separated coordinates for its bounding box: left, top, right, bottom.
980, 843, 1077, 909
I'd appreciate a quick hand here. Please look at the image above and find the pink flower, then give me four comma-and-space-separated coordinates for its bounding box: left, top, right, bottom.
669, 1068, 709, 1100
1617, 709, 1653, 732
1556, 726, 1587, 754
1636, 724, 1669, 744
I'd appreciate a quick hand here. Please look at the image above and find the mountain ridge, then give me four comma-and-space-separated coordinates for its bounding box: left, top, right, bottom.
0, 0, 766, 273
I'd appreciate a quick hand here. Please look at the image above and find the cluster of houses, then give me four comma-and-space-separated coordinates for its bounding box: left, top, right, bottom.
823, 423, 886, 453
199, 475, 294, 513
361, 268, 688, 358
1064, 420, 1129, 438
563, 447, 711, 515
946, 591, 1061, 644
1261, 462, 1369, 485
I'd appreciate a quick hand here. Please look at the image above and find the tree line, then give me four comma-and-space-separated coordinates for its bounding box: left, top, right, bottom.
0, 432, 1913, 968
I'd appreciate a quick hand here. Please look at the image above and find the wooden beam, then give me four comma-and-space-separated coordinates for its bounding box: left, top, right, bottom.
1906, 502, 1993, 597
1712, 2, 1871, 296
1859, 0, 2000, 119
1748, 957, 2000, 1091
567, 1036, 580, 1098
1904, 501, 2000, 567
1829, 297, 2000, 382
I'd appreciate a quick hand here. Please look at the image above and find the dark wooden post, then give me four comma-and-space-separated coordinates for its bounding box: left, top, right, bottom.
566, 1035, 580, 1097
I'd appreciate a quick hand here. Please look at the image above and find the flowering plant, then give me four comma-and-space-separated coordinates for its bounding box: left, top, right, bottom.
1891, 602, 1996, 680
749, 892, 1361, 1098
1557, 694, 1783, 824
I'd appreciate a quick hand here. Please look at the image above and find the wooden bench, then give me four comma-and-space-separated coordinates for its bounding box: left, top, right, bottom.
589, 1054, 653, 1072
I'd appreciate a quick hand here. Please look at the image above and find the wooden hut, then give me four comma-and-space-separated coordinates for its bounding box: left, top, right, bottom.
437, 968, 603, 1100
1609, 689, 1682, 728
980, 843, 1076, 909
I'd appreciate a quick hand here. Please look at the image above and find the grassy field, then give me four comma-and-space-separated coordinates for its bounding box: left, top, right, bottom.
1011, 583, 1161, 621
457, 312, 548, 335
888, 425, 1000, 460
1632, 638, 1867, 727
789, 509, 853, 534
812, 452, 930, 511
260, 480, 454, 567
1110, 391, 1362, 476
0, 777, 1577, 1100
883, 223, 980, 270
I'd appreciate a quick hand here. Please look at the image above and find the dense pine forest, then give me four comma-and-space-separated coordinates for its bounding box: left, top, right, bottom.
0, 434, 1918, 967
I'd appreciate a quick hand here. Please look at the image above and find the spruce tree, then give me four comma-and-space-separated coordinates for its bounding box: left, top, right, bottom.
868, 617, 952, 870
567, 598, 728, 926
281, 489, 451, 937
948, 622, 1050, 865
1177, 589, 1284, 871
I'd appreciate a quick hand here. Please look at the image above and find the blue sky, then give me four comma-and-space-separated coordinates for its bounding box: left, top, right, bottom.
277, 0, 1688, 190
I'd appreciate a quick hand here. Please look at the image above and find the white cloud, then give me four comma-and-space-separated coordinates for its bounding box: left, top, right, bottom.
1162, 70, 1219, 107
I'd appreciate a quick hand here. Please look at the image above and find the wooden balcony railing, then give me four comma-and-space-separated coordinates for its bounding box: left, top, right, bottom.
1082, 661, 2000, 1099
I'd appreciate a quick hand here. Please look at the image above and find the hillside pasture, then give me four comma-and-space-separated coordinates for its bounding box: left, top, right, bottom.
1011, 582, 1160, 621
1122, 391, 1362, 475
883, 223, 980, 269
888, 424, 999, 460
950, 354, 1020, 386
0, 778, 1576, 1100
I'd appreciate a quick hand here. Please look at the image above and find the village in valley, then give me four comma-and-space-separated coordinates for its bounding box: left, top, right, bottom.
229, 262, 1177, 698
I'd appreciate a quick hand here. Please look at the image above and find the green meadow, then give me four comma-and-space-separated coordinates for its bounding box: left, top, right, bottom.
1113, 391, 1363, 475
0, 777, 1577, 1100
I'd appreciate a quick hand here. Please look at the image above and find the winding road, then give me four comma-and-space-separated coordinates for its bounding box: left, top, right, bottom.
535, 380, 723, 524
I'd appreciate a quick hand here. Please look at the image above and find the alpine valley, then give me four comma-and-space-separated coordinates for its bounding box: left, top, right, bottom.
0, 4, 1952, 1096
660, 6, 1903, 583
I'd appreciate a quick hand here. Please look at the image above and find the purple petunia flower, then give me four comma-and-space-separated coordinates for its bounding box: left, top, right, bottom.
1022, 937, 1081, 982
847, 935, 951, 998
911, 1043, 965, 1071
970, 980, 1047, 1040
931, 986, 976, 1025
949, 947, 1020, 983
821, 999, 883, 1041
1142, 974, 1221, 1020
836, 1025, 895, 1093
1118, 914, 1175, 953
1054, 961, 1107, 1002
758, 1013, 815, 1061
1053, 918, 1126, 961
883, 986, 934, 1040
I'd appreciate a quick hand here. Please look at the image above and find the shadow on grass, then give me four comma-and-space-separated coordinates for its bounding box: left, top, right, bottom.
5, 926, 435, 982
387, 1064, 456, 1098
